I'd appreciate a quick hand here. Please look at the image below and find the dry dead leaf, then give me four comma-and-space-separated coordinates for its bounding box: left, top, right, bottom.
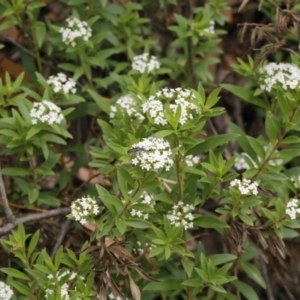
128, 275, 141, 300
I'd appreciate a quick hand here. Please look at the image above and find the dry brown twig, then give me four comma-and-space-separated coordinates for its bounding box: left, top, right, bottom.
0, 164, 71, 236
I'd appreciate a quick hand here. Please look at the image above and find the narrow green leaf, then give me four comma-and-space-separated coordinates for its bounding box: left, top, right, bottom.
187, 134, 239, 155
233, 280, 259, 300
1, 168, 31, 176
126, 218, 151, 228
240, 261, 266, 289
265, 112, 281, 143
221, 84, 267, 109
87, 89, 110, 114
1, 268, 30, 280
205, 87, 221, 108
181, 259, 194, 277
115, 217, 127, 235
8, 280, 34, 297
209, 254, 237, 265
143, 278, 180, 291
27, 230, 40, 257
194, 215, 229, 229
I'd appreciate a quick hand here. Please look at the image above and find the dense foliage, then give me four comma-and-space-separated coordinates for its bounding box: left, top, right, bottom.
1, 0, 300, 299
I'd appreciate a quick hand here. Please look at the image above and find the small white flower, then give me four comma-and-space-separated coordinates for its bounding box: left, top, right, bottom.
132, 53, 160, 73
286, 198, 300, 220
30, 100, 64, 125
110, 94, 144, 121
185, 155, 200, 167
129, 192, 155, 220
166, 201, 194, 229
291, 175, 300, 189
70, 196, 99, 224
130, 137, 173, 171
142, 88, 200, 126
230, 179, 259, 195
0, 281, 13, 300
47, 73, 76, 94
258, 62, 300, 92
45, 269, 81, 300
60, 16, 92, 47
199, 20, 215, 36
234, 153, 253, 170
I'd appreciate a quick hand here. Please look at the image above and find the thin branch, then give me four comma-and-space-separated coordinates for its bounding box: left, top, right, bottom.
0, 166, 16, 223
51, 219, 71, 259
0, 207, 71, 236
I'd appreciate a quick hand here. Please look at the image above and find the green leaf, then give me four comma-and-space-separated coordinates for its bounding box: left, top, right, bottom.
143, 278, 180, 291
87, 89, 110, 114
27, 230, 40, 257
282, 135, 300, 144
1, 167, 31, 176
240, 261, 266, 288
33, 21, 46, 48
221, 84, 268, 109
1, 268, 30, 280
106, 141, 128, 156
265, 112, 281, 143
28, 188, 39, 204
205, 87, 221, 108
181, 259, 194, 277
181, 278, 203, 287
115, 217, 127, 235
126, 218, 151, 228
229, 122, 257, 159
238, 213, 253, 226
96, 185, 122, 214
117, 166, 128, 198
148, 246, 164, 257
278, 149, 300, 160
194, 215, 229, 229
26, 126, 42, 140
246, 136, 265, 159
156, 130, 174, 138
233, 280, 259, 300
209, 254, 237, 266
8, 280, 35, 297
262, 172, 288, 181
187, 134, 239, 155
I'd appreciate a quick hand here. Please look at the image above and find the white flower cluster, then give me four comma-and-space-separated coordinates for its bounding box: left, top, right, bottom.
45, 269, 84, 300
132, 53, 160, 73
234, 153, 253, 170
130, 136, 173, 171
291, 175, 300, 189
47, 73, 76, 94
230, 179, 259, 195
234, 150, 283, 171
142, 88, 200, 126
130, 192, 155, 220
167, 201, 194, 230
200, 20, 215, 35
110, 94, 144, 121
30, 100, 64, 125
133, 241, 155, 255
185, 155, 200, 167
286, 198, 300, 220
0, 281, 13, 300
258, 62, 300, 92
70, 196, 99, 224
59, 16, 92, 47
